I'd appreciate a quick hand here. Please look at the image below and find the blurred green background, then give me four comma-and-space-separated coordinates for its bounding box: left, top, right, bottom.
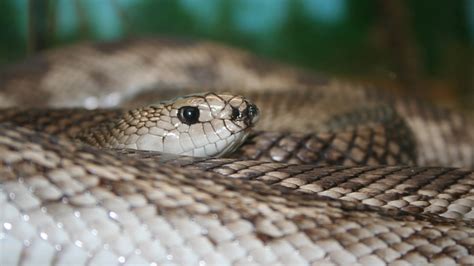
0, 0, 473, 109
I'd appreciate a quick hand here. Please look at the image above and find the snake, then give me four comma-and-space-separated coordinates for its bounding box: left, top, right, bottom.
0, 37, 473, 265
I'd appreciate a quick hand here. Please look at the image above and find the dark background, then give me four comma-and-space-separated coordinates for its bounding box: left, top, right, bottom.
1, 0, 473, 109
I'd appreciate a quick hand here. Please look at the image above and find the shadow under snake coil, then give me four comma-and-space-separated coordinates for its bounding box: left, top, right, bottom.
0, 37, 473, 265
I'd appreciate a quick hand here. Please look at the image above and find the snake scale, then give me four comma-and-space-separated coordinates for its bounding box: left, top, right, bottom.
0, 37, 473, 265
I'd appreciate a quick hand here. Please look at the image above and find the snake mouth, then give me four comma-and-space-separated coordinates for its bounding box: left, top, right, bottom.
216, 129, 252, 157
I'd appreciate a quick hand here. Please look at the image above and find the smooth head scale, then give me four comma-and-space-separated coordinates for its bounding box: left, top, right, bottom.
82, 92, 259, 157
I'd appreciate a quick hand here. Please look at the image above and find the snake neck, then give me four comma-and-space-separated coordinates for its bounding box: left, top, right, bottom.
77, 106, 162, 149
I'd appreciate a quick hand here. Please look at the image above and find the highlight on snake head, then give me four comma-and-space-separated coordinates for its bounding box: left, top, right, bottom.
81, 92, 259, 157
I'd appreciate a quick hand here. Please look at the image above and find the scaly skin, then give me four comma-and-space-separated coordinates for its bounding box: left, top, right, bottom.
0, 38, 473, 265
0, 124, 473, 265
0, 38, 473, 166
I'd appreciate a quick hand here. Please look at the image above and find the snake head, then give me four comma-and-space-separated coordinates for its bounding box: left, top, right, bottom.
86, 92, 259, 157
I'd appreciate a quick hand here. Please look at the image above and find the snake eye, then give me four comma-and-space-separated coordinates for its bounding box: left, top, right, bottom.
231, 107, 240, 120
178, 106, 200, 125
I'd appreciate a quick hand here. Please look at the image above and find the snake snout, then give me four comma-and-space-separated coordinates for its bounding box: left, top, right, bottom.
245, 103, 260, 126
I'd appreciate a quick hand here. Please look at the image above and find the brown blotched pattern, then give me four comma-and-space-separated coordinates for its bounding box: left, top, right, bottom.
1, 124, 473, 265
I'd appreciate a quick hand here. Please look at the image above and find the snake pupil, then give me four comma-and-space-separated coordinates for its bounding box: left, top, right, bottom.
178, 106, 200, 125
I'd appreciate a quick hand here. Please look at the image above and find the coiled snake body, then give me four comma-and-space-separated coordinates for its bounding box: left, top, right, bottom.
0, 38, 473, 265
